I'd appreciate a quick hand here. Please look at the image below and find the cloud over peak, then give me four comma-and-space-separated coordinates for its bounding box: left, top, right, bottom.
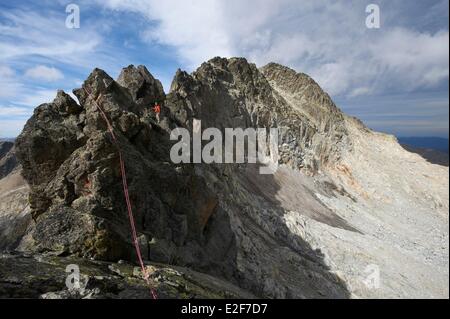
100, 0, 449, 97
25, 65, 64, 82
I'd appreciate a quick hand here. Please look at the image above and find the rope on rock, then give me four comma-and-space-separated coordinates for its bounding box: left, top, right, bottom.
83, 87, 157, 299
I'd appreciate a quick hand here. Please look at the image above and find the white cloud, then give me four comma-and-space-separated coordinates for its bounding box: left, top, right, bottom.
0, 9, 116, 69
0, 65, 22, 98
0, 82, 22, 99
99, 0, 449, 97
370, 28, 449, 89
0, 89, 62, 137
16, 89, 58, 107
0, 64, 59, 106
25, 65, 64, 82
349, 87, 374, 98
0, 65, 14, 78
0, 119, 27, 137
103, 0, 233, 67
0, 105, 32, 117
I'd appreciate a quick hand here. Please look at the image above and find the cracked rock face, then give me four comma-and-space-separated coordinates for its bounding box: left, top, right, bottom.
15, 66, 215, 263
2, 57, 448, 299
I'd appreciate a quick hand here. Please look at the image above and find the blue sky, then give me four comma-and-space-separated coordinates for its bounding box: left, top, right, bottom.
0, 0, 448, 138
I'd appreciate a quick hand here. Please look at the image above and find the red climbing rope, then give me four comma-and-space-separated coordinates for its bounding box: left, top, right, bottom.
83, 87, 157, 299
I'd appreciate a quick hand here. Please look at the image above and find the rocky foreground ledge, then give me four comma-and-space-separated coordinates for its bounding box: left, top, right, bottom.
0, 253, 254, 299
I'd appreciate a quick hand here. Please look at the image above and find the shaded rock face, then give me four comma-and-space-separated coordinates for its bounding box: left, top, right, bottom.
14, 59, 355, 298
0, 142, 18, 179
0, 142, 13, 159
0, 141, 29, 252
0, 170, 30, 252
117, 65, 165, 109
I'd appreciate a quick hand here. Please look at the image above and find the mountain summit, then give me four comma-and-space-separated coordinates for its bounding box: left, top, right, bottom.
0, 57, 448, 299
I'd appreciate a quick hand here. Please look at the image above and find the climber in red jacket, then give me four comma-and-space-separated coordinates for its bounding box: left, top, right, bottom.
153, 102, 161, 123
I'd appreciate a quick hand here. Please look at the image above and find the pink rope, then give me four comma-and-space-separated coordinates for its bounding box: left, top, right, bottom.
83, 87, 157, 299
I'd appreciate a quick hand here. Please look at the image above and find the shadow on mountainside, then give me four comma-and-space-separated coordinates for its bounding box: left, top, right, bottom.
241, 165, 360, 232
219, 164, 353, 298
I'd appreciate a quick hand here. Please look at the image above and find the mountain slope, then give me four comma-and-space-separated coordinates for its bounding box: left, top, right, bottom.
1, 57, 448, 298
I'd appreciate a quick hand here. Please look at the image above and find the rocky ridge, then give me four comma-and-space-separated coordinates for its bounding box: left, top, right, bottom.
0, 57, 448, 299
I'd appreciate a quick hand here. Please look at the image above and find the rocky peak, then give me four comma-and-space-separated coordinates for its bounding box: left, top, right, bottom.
53, 90, 82, 115
167, 57, 350, 172
260, 62, 346, 131
117, 65, 165, 108
73, 68, 129, 114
